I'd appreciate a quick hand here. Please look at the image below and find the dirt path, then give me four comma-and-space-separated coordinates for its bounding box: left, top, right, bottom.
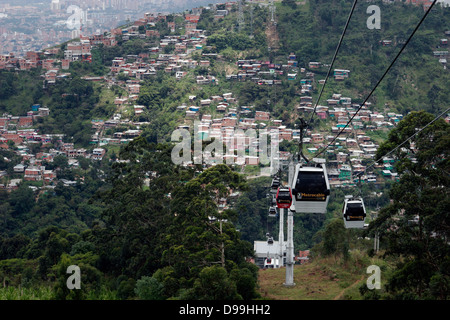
265, 21, 280, 52
333, 275, 365, 300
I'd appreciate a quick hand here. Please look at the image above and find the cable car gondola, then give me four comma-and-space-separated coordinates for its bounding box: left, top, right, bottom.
342, 196, 366, 229
267, 237, 274, 245
268, 206, 277, 217
276, 187, 293, 209
270, 177, 280, 193
291, 163, 330, 214
271, 196, 277, 207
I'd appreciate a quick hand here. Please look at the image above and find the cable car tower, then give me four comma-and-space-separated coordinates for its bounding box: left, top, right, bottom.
250, 2, 254, 38
282, 118, 331, 286
238, 0, 245, 33
270, 0, 276, 24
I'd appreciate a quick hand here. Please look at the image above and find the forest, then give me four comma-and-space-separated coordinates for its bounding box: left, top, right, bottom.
0, 0, 449, 300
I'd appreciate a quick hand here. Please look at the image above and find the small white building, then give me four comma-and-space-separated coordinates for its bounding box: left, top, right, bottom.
253, 240, 287, 269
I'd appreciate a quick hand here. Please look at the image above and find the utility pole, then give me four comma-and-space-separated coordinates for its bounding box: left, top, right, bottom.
371, 210, 379, 253
374, 231, 379, 253
220, 219, 225, 267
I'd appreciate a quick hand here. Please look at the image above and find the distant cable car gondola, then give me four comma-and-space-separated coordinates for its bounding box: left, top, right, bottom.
267, 237, 274, 245
271, 195, 277, 207
268, 206, 277, 217
271, 177, 280, 192
291, 162, 330, 214
276, 187, 293, 209
343, 195, 366, 229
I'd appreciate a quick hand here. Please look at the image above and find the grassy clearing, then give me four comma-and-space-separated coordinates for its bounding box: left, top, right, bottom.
257, 251, 390, 300
0, 286, 54, 300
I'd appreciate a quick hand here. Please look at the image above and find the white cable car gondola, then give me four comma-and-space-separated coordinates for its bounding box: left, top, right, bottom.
268, 206, 277, 217
291, 162, 330, 214
270, 177, 280, 193
342, 195, 366, 229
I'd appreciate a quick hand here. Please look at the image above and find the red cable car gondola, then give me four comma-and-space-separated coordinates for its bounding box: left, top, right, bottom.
276, 187, 293, 209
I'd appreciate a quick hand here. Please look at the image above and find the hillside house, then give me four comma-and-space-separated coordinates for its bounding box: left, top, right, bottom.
338, 164, 352, 180
2, 133, 23, 145
370, 113, 384, 122
185, 14, 201, 23
333, 69, 350, 79
13, 164, 25, 173
309, 61, 321, 69
127, 84, 141, 94
43, 170, 56, 181
316, 109, 327, 119
255, 111, 270, 121
18, 116, 33, 128
346, 138, 358, 147
92, 148, 106, 160
296, 250, 310, 264
67, 148, 87, 158
280, 128, 293, 141
45, 70, 58, 83
311, 133, 323, 143
336, 152, 348, 163
24, 167, 42, 181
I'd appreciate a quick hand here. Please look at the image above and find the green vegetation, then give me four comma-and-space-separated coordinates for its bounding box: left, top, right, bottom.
276, 0, 449, 114
370, 111, 450, 299
1, 138, 260, 300
0, 1, 448, 301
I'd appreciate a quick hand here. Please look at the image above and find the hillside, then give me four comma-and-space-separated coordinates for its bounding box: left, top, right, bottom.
0, 0, 449, 302
258, 255, 371, 300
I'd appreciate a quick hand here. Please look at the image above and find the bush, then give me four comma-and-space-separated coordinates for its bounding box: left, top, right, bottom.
117, 278, 136, 300
134, 276, 165, 300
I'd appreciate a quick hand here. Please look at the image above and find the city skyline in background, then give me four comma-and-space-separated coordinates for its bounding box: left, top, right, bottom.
0, 0, 225, 56
1, 0, 449, 56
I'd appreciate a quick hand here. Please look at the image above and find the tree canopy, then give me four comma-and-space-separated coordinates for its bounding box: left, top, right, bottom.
370, 111, 450, 299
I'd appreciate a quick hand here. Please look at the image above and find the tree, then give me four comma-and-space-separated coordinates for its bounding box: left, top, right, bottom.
321, 218, 349, 260
77, 156, 91, 173
370, 111, 450, 299
190, 265, 241, 300
9, 184, 34, 216
53, 252, 103, 300
134, 275, 164, 300
282, 0, 297, 9
53, 154, 69, 170
229, 265, 260, 300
